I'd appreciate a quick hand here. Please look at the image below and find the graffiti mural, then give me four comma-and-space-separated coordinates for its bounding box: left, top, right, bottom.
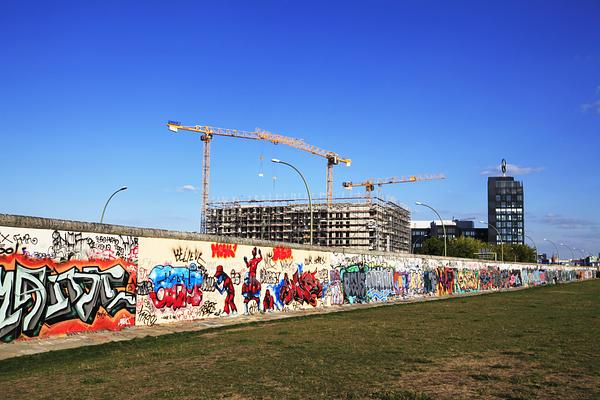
323, 269, 343, 305
148, 264, 204, 310
0, 222, 596, 343
278, 266, 323, 307
454, 269, 479, 294
436, 267, 455, 296
365, 267, 395, 302
340, 264, 367, 304
0, 254, 136, 342
136, 238, 330, 324
0, 226, 138, 342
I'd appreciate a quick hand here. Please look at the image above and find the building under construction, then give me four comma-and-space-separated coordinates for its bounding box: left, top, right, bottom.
206, 196, 411, 253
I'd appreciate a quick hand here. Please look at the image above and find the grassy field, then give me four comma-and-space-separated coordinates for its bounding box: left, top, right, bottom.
1, 280, 599, 400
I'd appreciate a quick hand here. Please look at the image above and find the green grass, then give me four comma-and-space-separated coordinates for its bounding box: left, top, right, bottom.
1, 280, 599, 399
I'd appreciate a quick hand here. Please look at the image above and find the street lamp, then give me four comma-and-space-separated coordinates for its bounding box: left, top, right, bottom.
560, 243, 575, 262
480, 221, 504, 262
574, 248, 587, 258
100, 186, 127, 224
271, 159, 313, 245
574, 248, 590, 266
416, 202, 446, 257
524, 234, 538, 262
544, 238, 560, 264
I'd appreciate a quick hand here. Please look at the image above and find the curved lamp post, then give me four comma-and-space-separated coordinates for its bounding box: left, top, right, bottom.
480, 220, 504, 262
574, 248, 587, 258
524, 234, 538, 262
560, 243, 575, 263
100, 186, 127, 224
416, 202, 446, 257
544, 238, 560, 264
574, 248, 589, 266
272, 159, 313, 245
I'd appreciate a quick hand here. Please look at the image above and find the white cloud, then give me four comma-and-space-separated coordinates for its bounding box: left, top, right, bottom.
581, 100, 600, 114
581, 85, 600, 113
177, 184, 199, 192
480, 163, 544, 176
531, 213, 599, 230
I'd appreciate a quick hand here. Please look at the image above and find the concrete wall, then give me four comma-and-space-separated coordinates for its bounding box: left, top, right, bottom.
0, 214, 595, 342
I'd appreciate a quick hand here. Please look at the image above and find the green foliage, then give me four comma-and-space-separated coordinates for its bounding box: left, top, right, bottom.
417, 236, 445, 256
416, 236, 537, 262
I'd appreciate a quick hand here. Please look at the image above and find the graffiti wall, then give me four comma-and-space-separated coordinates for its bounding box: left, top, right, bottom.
0, 220, 596, 342
136, 238, 330, 326
0, 226, 137, 342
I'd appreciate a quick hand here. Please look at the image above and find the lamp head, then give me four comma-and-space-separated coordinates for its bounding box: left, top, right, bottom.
271, 158, 281, 163
120, 186, 128, 191
415, 201, 423, 206
479, 220, 486, 224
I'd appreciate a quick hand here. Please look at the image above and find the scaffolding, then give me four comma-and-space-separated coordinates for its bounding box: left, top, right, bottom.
206, 195, 411, 253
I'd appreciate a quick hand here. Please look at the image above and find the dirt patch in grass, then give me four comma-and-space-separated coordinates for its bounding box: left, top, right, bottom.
389, 352, 599, 400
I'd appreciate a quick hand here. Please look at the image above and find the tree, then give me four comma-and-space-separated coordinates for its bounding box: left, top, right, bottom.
447, 236, 486, 259
416, 236, 537, 263
418, 237, 445, 256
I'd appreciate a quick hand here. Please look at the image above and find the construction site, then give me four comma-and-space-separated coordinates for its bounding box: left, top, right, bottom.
167, 121, 443, 254
206, 195, 411, 252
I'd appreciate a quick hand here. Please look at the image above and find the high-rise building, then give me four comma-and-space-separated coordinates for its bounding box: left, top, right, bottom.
487, 170, 524, 245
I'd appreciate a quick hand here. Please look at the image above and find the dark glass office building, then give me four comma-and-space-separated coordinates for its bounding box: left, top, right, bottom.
487, 176, 524, 245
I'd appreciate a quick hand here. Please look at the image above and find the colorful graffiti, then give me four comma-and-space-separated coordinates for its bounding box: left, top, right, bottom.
436, 267, 455, 296
0, 224, 596, 343
0, 253, 136, 342
340, 264, 367, 304
211, 242, 237, 259
455, 269, 479, 293
214, 265, 237, 315
278, 266, 323, 307
365, 267, 395, 301
147, 264, 204, 310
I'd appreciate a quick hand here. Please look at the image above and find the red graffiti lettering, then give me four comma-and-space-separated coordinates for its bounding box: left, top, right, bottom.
211, 243, 238, 259
149, 285, 203, 310
272, 247, 292, 262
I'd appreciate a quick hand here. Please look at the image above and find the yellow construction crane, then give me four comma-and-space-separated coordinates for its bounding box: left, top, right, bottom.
342, 174, 446, 196
167, 121, 351, 231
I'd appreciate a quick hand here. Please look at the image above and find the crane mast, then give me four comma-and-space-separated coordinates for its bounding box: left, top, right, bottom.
167, 121, 351, 231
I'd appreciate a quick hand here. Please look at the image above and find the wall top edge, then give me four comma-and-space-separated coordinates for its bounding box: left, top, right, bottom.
0, 213, 592, 269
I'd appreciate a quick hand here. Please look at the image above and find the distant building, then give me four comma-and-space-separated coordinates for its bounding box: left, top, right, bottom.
206, 196, 411, 253
487, 171, 524, 245
411, 219, 488, 252
585, 255, 599, 268
410, 221, 432, 252
454, 220, 489, 242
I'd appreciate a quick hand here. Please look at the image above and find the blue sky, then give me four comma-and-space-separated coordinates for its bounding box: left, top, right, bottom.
1, 1, 599, 257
